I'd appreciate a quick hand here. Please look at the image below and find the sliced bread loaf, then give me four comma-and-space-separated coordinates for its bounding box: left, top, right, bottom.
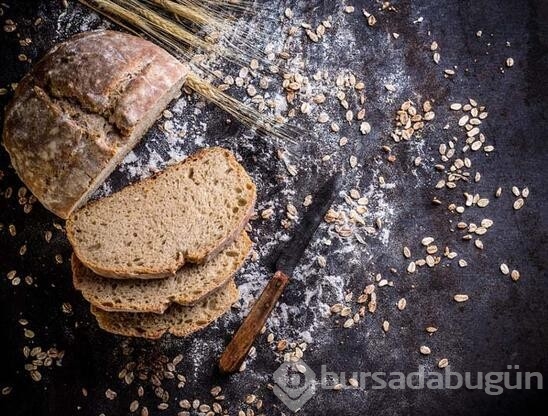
72, 231, 251, 313
66, 147, 256, 279
91, 280, 239, 339
3, 30, 189, 218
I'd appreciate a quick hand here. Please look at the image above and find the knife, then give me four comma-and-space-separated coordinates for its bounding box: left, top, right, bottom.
218, 173, 342, 374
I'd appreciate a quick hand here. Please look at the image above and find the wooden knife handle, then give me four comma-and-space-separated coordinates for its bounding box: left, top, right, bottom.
219, 270, 289, 374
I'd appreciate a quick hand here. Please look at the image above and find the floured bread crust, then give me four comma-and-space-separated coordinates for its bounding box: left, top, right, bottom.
2, 30, 189, 218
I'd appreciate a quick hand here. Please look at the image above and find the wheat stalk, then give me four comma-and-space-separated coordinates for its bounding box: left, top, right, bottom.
185, 72, 298, 144
78, 0, 301, 143
148, 0, 227, 29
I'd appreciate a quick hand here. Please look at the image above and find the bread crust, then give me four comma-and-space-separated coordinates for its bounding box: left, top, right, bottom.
90, 280, 240, 339
2, 30, 189, 219
72, 232, 252, 313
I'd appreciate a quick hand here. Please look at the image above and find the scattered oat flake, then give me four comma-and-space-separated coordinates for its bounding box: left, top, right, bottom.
317, 112, 329, 123
105, 389, 117, 400
360, 121, 371, 135
330, 303, 343, 314
438, 358, 449, 368
179, 400, 191, 409
345, 110, 354, 122
407, 261, 416, 273
403, 246, 411, 258
421, 237, 434, 246
306, 29, 319, 42
340, 306, 352, 317
500, 263, 510, 275
454, 294, 469, 302
481, 219, 494, 228
420, 346, 431, 355
348, 377, 359, 387
513, 198, 525, 210
349, 155, 358, 168
343, 318, 355, 328
317, 255, 327, 268
296, 364, 307, 373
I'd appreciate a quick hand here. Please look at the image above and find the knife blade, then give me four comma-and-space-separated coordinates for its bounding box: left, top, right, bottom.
218, 173, 341, 374
274, 173, 342, 276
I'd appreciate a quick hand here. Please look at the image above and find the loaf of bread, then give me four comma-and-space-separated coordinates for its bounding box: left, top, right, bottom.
72, 232, 252, 313
91, 280, 240, 339
66, 147, 256, 279
2, 30, 189, 219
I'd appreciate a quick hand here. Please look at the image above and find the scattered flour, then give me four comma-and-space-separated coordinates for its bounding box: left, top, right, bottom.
55, 2, 109, 39
55, 0, 429, 382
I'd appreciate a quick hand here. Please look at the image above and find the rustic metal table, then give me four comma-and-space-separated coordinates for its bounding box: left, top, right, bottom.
1, 1, 547, 415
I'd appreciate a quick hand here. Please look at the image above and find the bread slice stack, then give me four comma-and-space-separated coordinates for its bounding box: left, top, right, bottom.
67, 148, 256, 339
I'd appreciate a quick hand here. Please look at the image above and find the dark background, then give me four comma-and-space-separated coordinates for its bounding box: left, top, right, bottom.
0, 0, 547, 415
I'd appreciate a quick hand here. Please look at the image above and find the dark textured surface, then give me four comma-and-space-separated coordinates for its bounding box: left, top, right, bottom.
0, 1, 547, 415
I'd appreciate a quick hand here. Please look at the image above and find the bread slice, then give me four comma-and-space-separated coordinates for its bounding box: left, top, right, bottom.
66, 147, 256, 279
72, 231, 251, 313
3, 30, 189, 219
91, 280, 239, 339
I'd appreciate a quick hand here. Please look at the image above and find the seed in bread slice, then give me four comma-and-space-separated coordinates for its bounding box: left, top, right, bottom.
72, 231, 251, 313
66, 147, 256, 279
91, 280, 239, 339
